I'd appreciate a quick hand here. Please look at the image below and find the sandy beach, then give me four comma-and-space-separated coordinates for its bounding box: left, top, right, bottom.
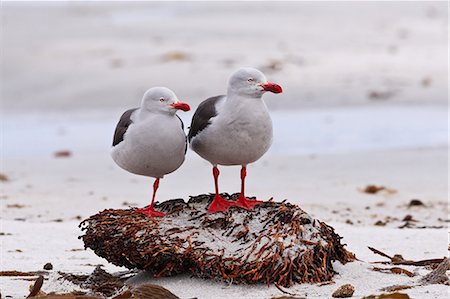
1, 1, 448, 298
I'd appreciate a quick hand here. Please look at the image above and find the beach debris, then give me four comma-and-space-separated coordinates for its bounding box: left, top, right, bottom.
398, 215, 419, 229
80, 194, 355, 287
274, 283, 298, 296
112, 291, 133, 299
408, 199, 425, 207
109, 58, 124, 69
380, 285, 412, 292
371, 267, 415, 277
43, 263, 53, 270
367, 90, 396, 101
6, 204, 26, 209
54, 150, 72, 158
420, 257, 450, 285
161, 51, 191, 62
40, 295, 99, 298
68, 248, 84, 252
332, 283, 355, 298
0, 270, 46, 277
401, 215, 415, 222
421, 77, 432, 87
361, 185, 396, 194
362, 184, 380, 193
362, 292, 410, 299
60, 266, 124, 297
42, 296, 98, 298
125, 284, 180, 299
414, 225, 445, 229
27, 275, 44, 298
368, 246, 445, 266
374, 220, 387, 226
271, 296, 305, 299
28, 291, 101, 299
31, 268, 181, 298
0, 173, 9, 182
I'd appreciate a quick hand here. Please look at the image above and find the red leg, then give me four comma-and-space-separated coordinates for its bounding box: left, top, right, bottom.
207, 166, 236, 213
136, 178, 166, 217
236, 166, 263, 210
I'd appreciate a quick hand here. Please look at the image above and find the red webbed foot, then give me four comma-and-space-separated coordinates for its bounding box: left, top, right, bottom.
236, 194, 263, 210
207, 194, 236, 213
136, 206, 166, 217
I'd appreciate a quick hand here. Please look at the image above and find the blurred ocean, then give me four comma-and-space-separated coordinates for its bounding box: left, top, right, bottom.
3, 105, 447, 158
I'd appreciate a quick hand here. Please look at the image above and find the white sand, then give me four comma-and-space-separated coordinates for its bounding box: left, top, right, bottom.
1, 218, 448, 298
1, 1, 448, 298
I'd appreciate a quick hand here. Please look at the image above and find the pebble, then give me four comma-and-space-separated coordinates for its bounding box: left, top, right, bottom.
332, 284, 355, 298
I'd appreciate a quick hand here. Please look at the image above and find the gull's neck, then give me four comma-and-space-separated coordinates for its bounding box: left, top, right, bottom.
137, 108, 175, 121
221, 90, 267, 117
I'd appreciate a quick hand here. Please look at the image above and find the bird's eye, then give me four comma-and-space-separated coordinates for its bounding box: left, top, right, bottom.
159, 98, 165, 102
247, 78, 254, 83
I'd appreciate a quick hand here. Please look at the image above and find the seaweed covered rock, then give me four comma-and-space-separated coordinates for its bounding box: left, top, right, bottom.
80, 194, 354, 287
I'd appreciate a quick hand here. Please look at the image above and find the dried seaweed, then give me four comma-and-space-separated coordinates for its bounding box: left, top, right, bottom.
80, 194, 354, 287
362, 293, 410, 299
27, 275, 44, 298
124, 284, 180, 299
371, 267, 415, 277
420, 257, 450, 285
59, 266, 124, 297
368, 247, 445, 266
0, 271, 47, 277
380, 285, 412, 292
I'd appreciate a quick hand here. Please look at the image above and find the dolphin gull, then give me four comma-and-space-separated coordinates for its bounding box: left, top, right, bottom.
111, 87, 190, 217
188, 67, 282, 213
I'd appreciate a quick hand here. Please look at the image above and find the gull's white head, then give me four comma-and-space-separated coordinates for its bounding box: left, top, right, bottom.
141, 87, 190, 115
227, 67, 283, 98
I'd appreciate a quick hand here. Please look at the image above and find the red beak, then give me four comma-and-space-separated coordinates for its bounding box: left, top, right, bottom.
170, 101, 191, 112
261, 82, 283, 94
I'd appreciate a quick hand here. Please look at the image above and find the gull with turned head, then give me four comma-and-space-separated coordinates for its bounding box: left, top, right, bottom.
111, 87, 190, 217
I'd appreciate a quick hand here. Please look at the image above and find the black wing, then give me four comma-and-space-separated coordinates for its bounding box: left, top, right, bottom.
188, 95, 223, 142
176, 115, 188, 154
112, 108, 138, 146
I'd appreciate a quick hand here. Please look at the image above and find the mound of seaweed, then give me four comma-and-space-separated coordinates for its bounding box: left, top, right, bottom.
80, 194, 354, 287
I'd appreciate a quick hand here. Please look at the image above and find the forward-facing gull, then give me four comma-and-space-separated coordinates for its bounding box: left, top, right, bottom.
188, 67, 282, 213
111, 87, 190, 217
